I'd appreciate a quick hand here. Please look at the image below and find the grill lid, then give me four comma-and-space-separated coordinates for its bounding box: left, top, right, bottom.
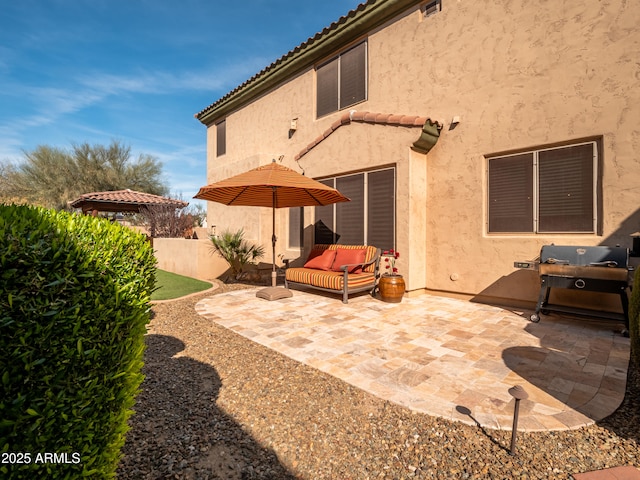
537, 245, 629, 282
540, 245, 629, 269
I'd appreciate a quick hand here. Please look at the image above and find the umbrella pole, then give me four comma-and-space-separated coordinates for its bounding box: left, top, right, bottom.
255, 194, 292, 300
271, 188, 277, 287
271, 205, 277, 287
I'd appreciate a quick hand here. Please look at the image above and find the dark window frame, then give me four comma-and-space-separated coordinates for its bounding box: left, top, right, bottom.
316, 42, 367, 118
487, 140, 599, 234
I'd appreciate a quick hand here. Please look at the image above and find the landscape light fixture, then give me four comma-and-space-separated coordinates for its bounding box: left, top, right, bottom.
508, 385, 529, 456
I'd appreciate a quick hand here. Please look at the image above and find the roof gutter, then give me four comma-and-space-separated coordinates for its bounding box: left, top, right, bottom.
195, 0, 421, 126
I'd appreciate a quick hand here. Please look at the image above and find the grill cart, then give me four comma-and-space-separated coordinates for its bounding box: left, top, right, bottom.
515, 245, 631, 333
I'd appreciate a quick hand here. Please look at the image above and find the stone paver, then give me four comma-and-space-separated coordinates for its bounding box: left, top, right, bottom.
195, 289, 629, 432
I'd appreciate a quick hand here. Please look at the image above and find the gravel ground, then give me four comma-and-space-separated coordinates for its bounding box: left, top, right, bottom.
117, 283, 639, 479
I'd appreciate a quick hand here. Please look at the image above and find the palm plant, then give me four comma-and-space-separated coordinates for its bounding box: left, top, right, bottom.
210, 229, 265, 281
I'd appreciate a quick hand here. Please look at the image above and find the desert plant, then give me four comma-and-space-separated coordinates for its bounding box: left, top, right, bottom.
210, 228, 265, 281
0, 204, 155, 478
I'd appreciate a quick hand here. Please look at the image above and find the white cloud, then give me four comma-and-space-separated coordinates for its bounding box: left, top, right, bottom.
0, 55, 266, 161
76, 56, 271, 97
23, 86, 105, 123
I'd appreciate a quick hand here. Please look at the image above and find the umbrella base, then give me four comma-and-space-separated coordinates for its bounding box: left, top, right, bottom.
256, 286, 293, 301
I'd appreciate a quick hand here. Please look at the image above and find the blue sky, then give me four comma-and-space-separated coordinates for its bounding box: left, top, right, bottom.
0, 0, 362, 206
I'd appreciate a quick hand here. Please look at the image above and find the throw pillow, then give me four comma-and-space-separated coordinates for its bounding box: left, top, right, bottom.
332, 248, 367, 273
304, 249, 336, 271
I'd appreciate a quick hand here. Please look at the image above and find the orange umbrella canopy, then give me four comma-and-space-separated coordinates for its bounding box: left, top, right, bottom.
194, 161, 349, 290
193, 162, 349, 207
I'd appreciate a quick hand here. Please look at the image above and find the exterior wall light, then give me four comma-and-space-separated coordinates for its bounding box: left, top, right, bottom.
289, 118, 298, 138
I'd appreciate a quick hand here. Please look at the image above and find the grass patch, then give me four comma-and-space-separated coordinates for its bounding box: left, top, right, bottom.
152, 269, 213, 301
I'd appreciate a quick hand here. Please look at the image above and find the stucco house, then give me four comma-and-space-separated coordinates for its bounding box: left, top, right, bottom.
195, 0, 640, 310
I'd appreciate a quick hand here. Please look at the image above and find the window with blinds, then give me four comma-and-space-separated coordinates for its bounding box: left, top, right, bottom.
288, 207, 303, 249
314, 168, 395, 250
367, 169, 395, 249
488, 154, 533, 232
487, 141, 597, 234
422, 0, 441, 17
314, 179, 336, 244
336, 174, 365, 244
216, 119, 226, 157
538, 144, 594, 232
316, 42, 367, 118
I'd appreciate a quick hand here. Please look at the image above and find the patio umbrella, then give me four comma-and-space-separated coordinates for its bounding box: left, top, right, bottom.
194, 160, 350, 299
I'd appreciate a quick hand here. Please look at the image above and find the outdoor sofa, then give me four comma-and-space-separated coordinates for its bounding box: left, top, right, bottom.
285, 244, 381, 303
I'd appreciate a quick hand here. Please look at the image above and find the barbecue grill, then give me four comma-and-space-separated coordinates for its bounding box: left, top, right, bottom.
515, 245, 631, 331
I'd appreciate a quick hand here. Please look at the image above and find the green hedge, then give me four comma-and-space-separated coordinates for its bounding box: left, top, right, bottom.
0, 205, 156, 479
630, 266, 640, 366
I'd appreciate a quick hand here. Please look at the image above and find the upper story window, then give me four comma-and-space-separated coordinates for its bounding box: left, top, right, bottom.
487, 140, 599, 234
422, 0, 441, 18
216, 119, 226, 157
316, 42, 367, 118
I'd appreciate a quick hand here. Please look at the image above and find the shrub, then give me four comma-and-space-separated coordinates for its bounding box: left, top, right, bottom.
0, 204, 155, 479
210, 228, 265, 281
629, 266, 640, 366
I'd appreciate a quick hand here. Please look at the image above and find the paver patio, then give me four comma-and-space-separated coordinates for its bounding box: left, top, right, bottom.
195, 289, 630, 432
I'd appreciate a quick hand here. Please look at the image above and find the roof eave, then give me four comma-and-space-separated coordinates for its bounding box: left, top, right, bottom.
195, 0, 420, 126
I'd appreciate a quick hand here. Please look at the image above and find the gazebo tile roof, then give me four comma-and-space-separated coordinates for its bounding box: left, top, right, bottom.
69, 189, 187, 213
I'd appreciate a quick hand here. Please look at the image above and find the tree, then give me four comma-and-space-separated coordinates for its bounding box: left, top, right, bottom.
0, 140, 167, 210
138, 203, 205, 238
0, 163, 30, 205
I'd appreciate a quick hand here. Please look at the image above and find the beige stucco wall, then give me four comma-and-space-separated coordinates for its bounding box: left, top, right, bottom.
379, 1, 639, 301
154, 238, 228, 281
203, 0, 640, 308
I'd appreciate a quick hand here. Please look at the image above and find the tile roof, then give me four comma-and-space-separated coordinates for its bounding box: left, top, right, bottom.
294, 111, 442, 161
70, 189, 188, 211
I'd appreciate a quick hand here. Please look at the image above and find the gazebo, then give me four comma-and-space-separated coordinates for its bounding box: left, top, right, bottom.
69, 189, 188, 215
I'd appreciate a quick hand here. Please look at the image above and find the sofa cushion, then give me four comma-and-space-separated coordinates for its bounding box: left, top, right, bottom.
332, 248, 367, 273
303, 249, 336, 271
286, 268, 375, 290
